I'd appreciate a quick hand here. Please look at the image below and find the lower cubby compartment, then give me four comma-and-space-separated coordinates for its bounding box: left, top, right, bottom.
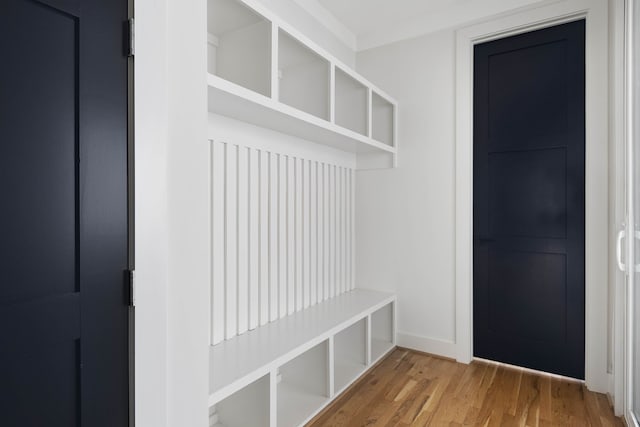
334, 318, 367, 393
371, 302, 394, 362
210, 374, 270, 427
277, 341, 329, 427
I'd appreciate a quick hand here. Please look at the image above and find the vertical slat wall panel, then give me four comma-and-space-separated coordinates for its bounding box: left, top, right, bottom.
342, 167, 348, 293
279, 155, 288, 318
338, 167, 342, 294
211, 142, 225, 345
249, 149, 260, 330
346, 169, 353, 290
294, 159, 303, 311
237, 147, 249, 335
324, 164, 330, 300
269, 153, 279, 322
317, 164, 325, 304
309, 161, 317, 307
351, 168, 356, 290
225, 145, 238, 339
330, 166, 336, 299
286, 157, 295, 315
259, 151, 270, 326
210, 140, 355, 344
302, 160, 310, 309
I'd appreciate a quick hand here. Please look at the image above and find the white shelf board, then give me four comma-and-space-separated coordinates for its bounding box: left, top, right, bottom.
334, 360, 366, 394
209, 288, 395, 405
371, 339, 395, 364
208, 74, 395, 156
277, 383, 328, 427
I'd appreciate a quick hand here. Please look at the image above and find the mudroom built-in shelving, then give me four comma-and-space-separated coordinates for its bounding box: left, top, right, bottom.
208, 290, 396, 427
206, 0, 400, 426
206, 0, 398, 169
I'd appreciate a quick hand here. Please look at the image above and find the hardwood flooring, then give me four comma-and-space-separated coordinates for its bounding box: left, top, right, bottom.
308, 348, 623, 427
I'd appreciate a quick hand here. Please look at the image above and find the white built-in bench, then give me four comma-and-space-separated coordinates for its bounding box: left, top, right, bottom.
209, 288, 396, 427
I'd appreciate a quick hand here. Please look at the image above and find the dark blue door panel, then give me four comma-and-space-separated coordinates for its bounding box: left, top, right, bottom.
473, 20, 585, 379
0, 0, 129, 425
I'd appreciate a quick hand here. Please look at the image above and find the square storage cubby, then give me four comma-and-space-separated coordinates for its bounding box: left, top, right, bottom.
371, 303, 394, 362
207, 0, 272, 97
277, 341, 329, 427
334, 318, 367, 393
334, 68, 368, 136
278, 29, 330, 120
372, 92, 395, 146
210, 374, 270, 427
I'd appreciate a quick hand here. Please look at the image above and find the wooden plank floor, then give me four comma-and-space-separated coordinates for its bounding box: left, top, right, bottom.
309, 348, 623, 427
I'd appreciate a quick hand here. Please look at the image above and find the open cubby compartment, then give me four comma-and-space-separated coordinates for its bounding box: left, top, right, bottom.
371, 302, 394, 362
334, 68, 368, 136
334, 318, 367, 393
278, 29, 330, 121
207, 0, 272, 97
209, 374, 270, 427
372, 92, 395, 147
277, 340, 329, 427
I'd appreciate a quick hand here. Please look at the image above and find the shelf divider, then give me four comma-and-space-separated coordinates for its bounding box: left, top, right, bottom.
271, 22, 279, 102
206, 0, 398, 169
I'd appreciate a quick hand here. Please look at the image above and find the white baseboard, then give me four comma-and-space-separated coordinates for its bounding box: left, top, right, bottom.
396, 332, 457, 360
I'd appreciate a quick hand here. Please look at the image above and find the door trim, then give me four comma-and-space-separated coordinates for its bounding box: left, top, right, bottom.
454, 0, 609, 392
623, 0, 639, 423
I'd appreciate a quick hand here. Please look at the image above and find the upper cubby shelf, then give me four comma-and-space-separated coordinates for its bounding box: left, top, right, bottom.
206, 0, 398, 169
207, 0, 272, 97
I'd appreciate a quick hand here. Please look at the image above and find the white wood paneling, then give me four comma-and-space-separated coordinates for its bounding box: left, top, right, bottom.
324, 164, 330, 301
211, 140, 355, 344
303, 160, 311, 309
316, 163, 326, 302
269, 153, 279, 322
259, 151, 270, 326
294, 158, 302, 312
225, 144, 238, 339
249, 149, 260, 331
279, 154, 288, 318
211, 142, 226, 345
287, 156, 295, 315
309, 161, 317, 306
237, 146, 249, 335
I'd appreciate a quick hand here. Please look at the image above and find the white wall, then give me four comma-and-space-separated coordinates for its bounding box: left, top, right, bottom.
355, 30, 458, 357
134, 0, 169, 426
166, 0, 210, 424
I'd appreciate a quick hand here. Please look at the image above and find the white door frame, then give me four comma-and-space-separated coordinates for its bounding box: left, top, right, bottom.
454, 0, 610, 392
623, 0, 639, 423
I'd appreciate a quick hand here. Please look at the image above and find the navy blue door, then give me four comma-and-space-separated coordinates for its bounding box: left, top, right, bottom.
0, 0, 130, 425
473, 20, 585, 379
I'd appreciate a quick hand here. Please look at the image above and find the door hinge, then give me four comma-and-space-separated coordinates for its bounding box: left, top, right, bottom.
127, 269, 136, 307
127, 18, 135, 57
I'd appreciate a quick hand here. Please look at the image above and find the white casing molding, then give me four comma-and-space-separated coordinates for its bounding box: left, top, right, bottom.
455, 0, 610, 392
609, 0, 625, 416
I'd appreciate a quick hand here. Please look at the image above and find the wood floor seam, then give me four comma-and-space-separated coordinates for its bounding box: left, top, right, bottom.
308, 349, 623, 427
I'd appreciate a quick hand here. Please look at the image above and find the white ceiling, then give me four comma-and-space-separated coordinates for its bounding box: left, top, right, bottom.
317, 0, 467, 36
296, 0, 547, 51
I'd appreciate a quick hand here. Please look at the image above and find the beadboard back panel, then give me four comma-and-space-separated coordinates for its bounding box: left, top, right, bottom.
211, 135, 355, 345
